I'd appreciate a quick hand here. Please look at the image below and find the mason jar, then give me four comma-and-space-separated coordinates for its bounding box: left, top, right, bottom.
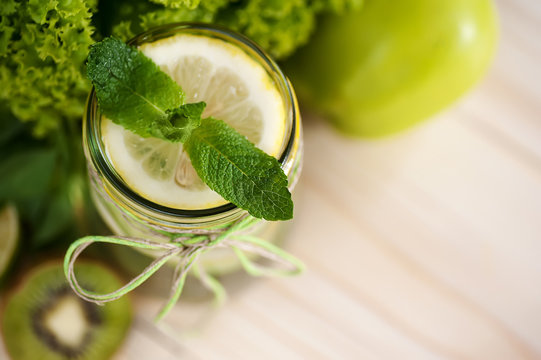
82, 23, 303, 276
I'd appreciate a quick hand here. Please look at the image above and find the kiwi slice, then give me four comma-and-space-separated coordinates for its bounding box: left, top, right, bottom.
1, 261, 132, 360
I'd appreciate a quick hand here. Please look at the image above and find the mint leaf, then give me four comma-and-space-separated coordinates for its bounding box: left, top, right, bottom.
165, 102, 205, 143
87, 37, 198, 143
184, 118, 293, 221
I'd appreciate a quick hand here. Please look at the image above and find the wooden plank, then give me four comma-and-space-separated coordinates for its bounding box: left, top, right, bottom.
290, 114, 541, 358
460, 0, 541, 162
109, 0, 541, 358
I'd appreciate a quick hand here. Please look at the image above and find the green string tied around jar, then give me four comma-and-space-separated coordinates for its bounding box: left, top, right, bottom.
63, 215, 305, 321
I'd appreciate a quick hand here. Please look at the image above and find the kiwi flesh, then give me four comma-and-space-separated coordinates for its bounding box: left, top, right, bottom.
1, 261, 132, 360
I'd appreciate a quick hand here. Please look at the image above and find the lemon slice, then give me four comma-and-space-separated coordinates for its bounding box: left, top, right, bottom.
101, 34, 287, 210
0, 204, 19, 279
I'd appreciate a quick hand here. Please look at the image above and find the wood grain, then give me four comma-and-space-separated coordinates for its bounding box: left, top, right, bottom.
108, 0, 541, 358
105, 1, 541, 358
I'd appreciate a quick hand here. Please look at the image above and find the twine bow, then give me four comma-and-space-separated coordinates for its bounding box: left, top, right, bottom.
63, 216, 304, 321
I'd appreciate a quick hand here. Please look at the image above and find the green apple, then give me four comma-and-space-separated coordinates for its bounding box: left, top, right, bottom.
285, 0, 498, 137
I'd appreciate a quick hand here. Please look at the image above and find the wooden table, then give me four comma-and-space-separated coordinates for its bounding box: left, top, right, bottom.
3, 0, 540, 359
111, 1, 541, 359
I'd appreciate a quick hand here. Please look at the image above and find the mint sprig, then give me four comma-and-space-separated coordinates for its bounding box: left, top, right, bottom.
87, 37, 293, 221
185, 117, 293, 221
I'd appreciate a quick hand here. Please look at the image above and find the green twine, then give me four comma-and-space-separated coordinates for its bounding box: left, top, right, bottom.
63, 216, 304, 321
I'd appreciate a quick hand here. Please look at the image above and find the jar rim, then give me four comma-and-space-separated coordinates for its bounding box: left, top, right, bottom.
84, 23, 298, 220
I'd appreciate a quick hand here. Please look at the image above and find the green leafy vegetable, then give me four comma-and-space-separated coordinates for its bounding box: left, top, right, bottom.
185, 118, 293, 221
0, 149, 56, 203
88, 37, 293, 220
0, 143, 73, 248
150, 0, 201, 9
0, 0, 96, 137
1, 0, 361, 137
106, 0, 362, 60
32, 188, 74, 247
0, 109, 24, 147
0, 106, 102, 249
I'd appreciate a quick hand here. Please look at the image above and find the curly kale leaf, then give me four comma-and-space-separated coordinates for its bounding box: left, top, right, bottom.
149, 0, 201, 9
311, 0, 364, 13
108, 0, 361, 60
109, 0, 224, 41
0, 0, 362, 137
0, 0, 96, 137
217, 0, 316, 59
110, 0, 313, 59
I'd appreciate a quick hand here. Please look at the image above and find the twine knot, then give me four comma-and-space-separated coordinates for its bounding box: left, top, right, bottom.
63, 216, 304, 321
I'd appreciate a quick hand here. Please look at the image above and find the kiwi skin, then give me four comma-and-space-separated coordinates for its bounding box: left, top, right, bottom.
1, 261, 132, 360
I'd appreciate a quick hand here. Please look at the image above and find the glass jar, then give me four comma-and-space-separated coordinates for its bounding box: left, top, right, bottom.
83, 23, 303, 276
